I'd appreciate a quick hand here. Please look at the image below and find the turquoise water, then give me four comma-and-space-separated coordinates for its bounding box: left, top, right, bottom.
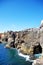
0, 43, 32, 65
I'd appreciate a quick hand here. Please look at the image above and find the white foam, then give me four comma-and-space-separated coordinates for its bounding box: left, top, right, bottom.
19, 52, 29, 60
18, 50, 43, 65
18, 49, 34, 62
32, 60, 36, 65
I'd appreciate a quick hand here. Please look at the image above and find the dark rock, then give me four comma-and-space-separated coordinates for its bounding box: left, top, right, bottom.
33, 42, 42, 54
0, 41, 2, 43
10, 41, 15, 48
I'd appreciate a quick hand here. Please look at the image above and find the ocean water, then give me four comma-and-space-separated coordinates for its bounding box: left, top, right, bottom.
0, 43, 32, 65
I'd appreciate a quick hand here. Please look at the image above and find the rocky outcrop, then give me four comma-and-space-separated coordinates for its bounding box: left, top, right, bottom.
0, 28, 42, 55
17, 42, 42, 55
0, 21, 43, 55
32, 55, 43, 65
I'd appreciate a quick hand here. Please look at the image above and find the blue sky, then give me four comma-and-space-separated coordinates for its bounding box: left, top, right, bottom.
0, 0, 43, 32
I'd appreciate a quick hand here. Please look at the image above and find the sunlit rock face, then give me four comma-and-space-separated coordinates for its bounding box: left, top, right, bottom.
40, 20, 43, 28
39, 20, 43, 52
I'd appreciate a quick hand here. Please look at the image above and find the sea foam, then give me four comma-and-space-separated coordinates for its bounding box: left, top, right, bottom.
18, 50, 43, 65
18, 49, 34, 62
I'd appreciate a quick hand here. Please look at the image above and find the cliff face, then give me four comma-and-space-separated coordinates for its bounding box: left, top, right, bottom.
15, 28, 42, 54
0, 23, 43, 55
15, 28, 39, 46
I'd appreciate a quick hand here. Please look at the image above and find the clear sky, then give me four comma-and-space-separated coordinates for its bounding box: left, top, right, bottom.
0, 0, 43, 32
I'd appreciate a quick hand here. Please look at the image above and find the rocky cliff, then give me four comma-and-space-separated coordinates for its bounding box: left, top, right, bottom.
0, 22, 43, 55
15, 27, 42, 55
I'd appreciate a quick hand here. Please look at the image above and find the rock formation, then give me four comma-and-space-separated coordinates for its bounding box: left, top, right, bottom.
0, 21, 43, 55
32, 55, 43, 65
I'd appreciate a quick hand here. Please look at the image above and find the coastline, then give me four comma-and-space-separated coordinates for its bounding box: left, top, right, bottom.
18, 49, 42, 61
18, 49, 43, 65
0, 42, 43, 65
0, 24, 43, 65
18, 51, 43, 65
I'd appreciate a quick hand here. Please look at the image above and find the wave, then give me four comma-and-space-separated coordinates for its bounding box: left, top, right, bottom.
18, 49, 34, 62
18, 49, 43, 65
32, 60, 36, 65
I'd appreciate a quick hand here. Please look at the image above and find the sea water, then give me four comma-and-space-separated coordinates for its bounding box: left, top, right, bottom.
0, 43, 42, 65
0, 43, 32, 65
